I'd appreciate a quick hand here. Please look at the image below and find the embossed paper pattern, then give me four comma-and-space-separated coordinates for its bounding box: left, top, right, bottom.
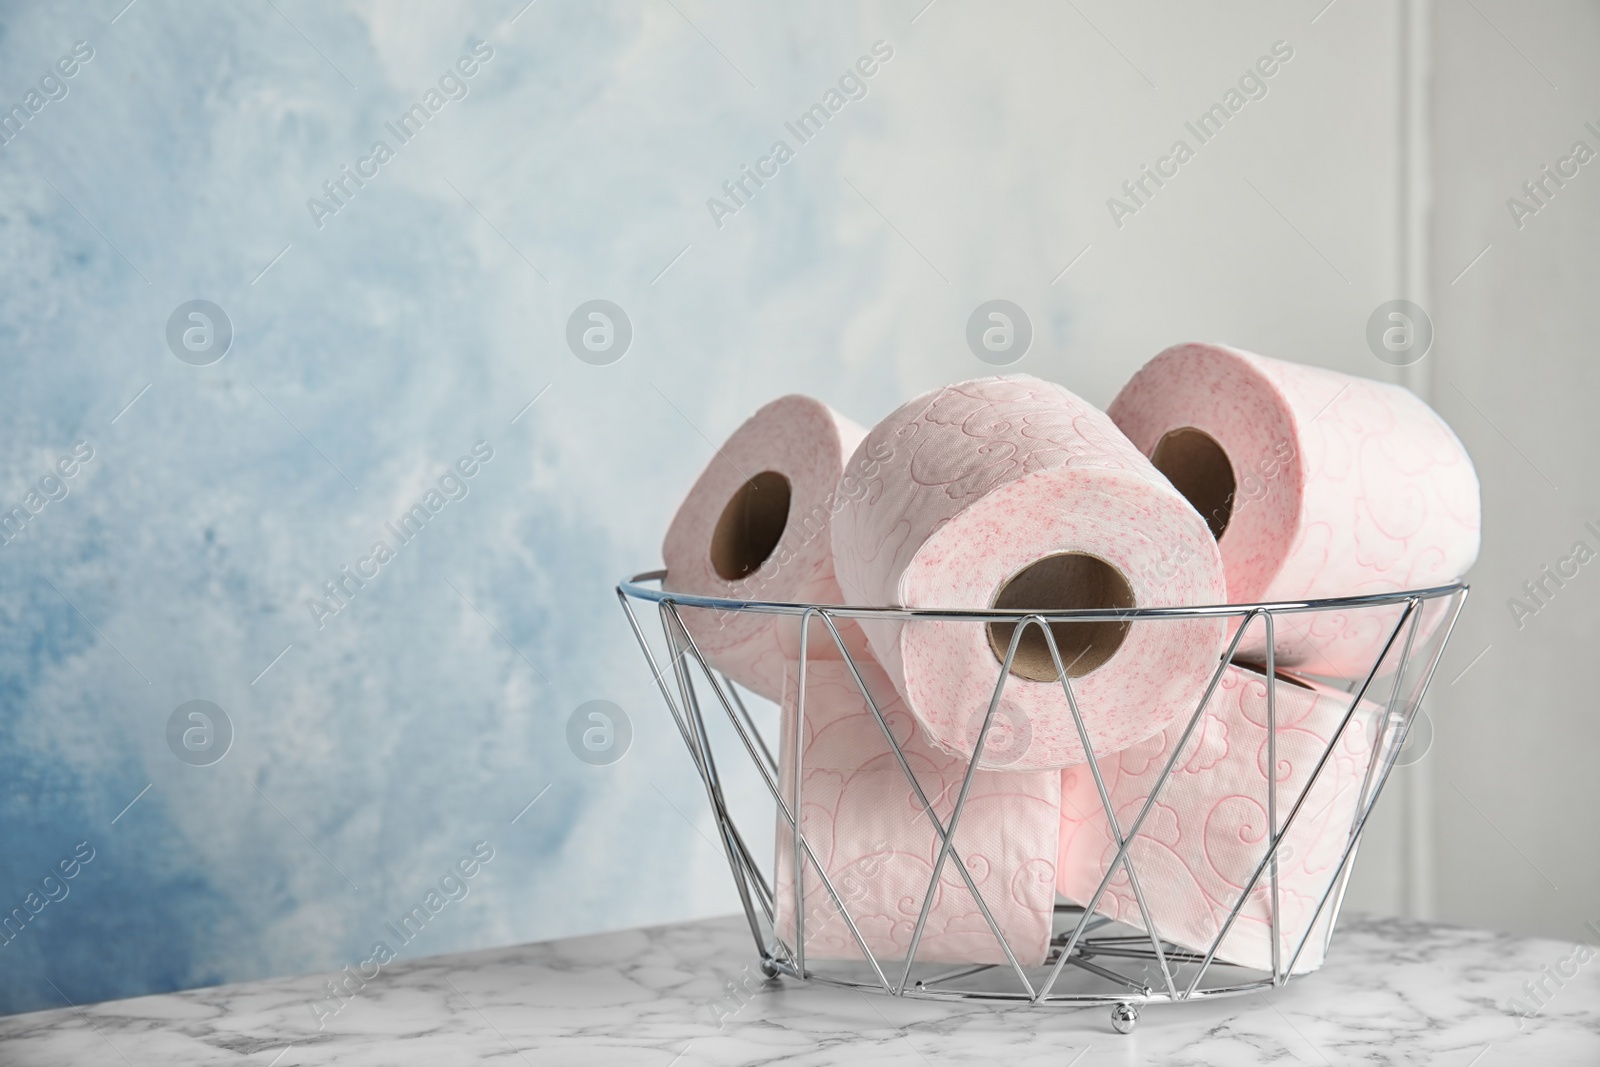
830, 375, 1229, 770
775, 659, 1060, 965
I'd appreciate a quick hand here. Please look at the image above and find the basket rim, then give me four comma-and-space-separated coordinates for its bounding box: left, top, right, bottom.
618, 570, 1468, 622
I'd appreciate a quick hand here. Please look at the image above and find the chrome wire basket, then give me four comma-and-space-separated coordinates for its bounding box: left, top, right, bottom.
617, 572, 1468, 1033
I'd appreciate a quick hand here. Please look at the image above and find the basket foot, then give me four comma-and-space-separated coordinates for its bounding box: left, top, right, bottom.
1110, 1002, 1138, 1034
759, 957, 780, 980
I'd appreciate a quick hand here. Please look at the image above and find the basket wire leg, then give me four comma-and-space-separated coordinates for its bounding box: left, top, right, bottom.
658, 608, 774, 917
1185, 598, 1423, 996
616, 588, 771, 959
1337, 589, 1454, 957
1265, 610, 1282, 985
665, 633, 779, 921
678, 652, 779, 921
661, 605, 846, 977
1035, 615, 1176, 1003
615, 589, 705, 779
622, 588, 764, 914
792, 614, 808, 980
657, 604, 784, 891
813, 612, 1039, 999
1278, 596, 1421, 973
658, 604, 774, 951
1038, 610, 1261, 1002
650, 607, 787, 928
1284, 588, 1468, 974
1330, 589, 1462, 952
658, 603, 896, 990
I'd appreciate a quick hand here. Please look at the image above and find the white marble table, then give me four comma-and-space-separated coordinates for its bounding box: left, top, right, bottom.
2, 913, 1596, 1064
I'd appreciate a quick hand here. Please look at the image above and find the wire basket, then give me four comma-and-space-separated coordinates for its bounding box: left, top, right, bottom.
617, 571, 1468, 1034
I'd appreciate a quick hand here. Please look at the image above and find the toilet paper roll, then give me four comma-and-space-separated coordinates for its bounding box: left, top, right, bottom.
830, 375, 1229, 771
775, 658, 1059, 966
662, 395, 875, 701
1056, 664, 1380, 974
1108, 343, 1480, 678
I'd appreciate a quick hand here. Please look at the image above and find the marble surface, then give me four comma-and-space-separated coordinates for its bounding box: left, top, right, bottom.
1, 912, 1597, 1065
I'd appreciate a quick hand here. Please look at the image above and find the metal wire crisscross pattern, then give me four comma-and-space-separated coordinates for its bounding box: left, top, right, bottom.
616, 571, 1468, 1022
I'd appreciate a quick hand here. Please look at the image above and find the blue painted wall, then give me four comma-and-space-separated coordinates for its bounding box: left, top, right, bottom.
2, 0, 1426, 1016
0, 0, 931, 1015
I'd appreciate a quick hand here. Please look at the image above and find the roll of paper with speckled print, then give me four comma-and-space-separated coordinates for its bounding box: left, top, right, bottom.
830, 375, 1229, 772
774, 658, 1060, 966
1108, 343, 1480, 679
1056, 664, 1381, 974
662, 395, 876, 703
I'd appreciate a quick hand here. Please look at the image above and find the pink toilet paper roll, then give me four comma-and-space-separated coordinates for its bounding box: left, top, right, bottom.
1056, 664, 1380, 974
775, 658, 1059, 966
662, 395, 876, 701
830, 375, 1228, 771
1108, 343, 1481, 678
